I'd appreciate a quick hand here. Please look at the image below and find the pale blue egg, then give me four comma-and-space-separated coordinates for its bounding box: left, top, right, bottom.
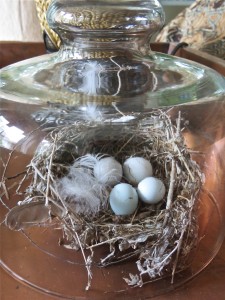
123, 157, 153, 185
137, 177, 166, 204
110, 183, 138, 215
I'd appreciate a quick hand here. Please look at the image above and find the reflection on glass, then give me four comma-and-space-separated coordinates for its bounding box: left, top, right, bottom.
0, 116, 25, 149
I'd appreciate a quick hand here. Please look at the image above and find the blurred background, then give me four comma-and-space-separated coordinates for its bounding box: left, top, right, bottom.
0, 0, 42, 41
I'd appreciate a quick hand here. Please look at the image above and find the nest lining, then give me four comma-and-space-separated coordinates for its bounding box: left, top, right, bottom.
2, 110, 202, 290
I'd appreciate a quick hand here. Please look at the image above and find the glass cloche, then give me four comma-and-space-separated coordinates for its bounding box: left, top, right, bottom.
0, 1, 225, 299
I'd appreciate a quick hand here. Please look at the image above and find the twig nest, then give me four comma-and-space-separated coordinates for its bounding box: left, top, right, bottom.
109, 183, 138, 215
94, 156, 122, 186
4, 111, 202, 289
137, 177, 166, 204
123, 157, 153, 185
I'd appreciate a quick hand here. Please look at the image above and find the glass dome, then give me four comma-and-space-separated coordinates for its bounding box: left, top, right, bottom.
1, 0, 224, 109
0, 1, 225, 299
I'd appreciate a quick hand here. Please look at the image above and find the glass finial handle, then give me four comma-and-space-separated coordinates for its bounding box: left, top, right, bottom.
46, 0, 165, 54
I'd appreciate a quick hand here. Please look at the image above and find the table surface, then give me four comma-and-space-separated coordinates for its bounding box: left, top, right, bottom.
1, 239, 225, 300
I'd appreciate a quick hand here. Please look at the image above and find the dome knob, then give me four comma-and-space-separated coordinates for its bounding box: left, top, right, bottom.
46, 0, 165, 42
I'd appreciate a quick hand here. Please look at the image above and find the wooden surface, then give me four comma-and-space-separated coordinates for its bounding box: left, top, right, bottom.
0, 42, 46, 68
0, 238, 225, 300
1, 42, 225, 299
2, 244, 225, 300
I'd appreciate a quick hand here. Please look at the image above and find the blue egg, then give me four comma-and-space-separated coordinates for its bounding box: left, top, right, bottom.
137, 177, 166, 204
109, 183, 138, 215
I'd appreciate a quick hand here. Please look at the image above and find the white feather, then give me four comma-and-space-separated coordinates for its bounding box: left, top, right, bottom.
71, 153, 101, 170
56, 154, 109, 215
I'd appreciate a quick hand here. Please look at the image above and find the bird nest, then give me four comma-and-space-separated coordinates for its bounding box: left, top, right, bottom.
4, 110, 202, 290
